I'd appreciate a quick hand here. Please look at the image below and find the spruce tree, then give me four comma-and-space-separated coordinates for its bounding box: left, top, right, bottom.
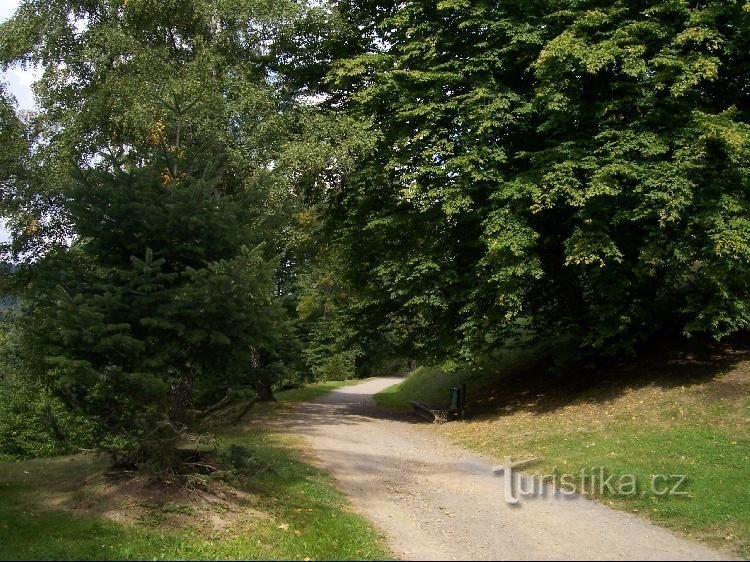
26, 165, 288, 467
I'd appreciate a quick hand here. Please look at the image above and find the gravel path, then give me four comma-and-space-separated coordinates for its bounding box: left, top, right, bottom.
266, 377, 736, 561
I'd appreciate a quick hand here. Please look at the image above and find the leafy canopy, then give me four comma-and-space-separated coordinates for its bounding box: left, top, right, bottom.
319, 0, 750, 362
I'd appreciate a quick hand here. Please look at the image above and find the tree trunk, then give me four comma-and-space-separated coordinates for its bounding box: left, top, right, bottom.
251, 374, 276, 402
249, 346, 275, 402
169, 376, 194, 423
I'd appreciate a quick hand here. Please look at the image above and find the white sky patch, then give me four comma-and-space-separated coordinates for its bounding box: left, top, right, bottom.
4, 65, 39, 110
1, 0, 39, 111
0, 0, 19, 21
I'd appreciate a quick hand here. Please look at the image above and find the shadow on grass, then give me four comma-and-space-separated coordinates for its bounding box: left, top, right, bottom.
466, 342, 750, 419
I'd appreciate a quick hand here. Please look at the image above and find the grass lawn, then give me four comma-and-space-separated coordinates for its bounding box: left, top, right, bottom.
375, 350, 750, 558
0, 379, 391, 561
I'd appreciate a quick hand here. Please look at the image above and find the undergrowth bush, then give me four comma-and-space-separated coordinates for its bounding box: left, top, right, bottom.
0, 314, 95, 460
0, 369, 96, 461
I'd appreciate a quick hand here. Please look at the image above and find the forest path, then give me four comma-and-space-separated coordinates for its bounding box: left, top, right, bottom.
264, 377, 735, 561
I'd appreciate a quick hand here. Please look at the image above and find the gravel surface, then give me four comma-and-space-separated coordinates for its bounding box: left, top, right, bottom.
266, 377, 736, 561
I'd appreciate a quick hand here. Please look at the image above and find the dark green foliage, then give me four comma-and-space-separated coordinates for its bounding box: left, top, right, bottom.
20, 167, 289, 465
320, 0, 750, 362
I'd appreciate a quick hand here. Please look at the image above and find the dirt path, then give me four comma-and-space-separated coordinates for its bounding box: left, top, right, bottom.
266, 377, 736, 561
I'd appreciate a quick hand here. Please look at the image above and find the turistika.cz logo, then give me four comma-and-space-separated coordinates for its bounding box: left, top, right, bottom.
492, 457, 689, 505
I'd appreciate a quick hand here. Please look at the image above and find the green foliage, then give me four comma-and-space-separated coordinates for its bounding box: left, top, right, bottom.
0, 0, 376, 268
295, 247, 362, 380
0, 0, 378, 462
0, 83, 25, 186
0, 315, 95, 461
322, 0, 750, 362
311, 350, 359, 381
18, 167, 290, 463
0, 370, 95, 462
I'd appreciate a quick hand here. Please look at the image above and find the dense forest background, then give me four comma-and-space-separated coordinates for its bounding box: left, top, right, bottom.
0, 0, 748, 467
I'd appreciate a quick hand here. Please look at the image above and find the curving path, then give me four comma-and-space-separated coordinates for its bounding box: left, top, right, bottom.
265, 377, 736, 561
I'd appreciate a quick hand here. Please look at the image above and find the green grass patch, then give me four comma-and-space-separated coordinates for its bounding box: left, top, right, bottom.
378, 354, 750, 558
0, 427, 391, 560
373, 350, 538, 411
374, 365, 463, 411
502, 425, 750, 557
